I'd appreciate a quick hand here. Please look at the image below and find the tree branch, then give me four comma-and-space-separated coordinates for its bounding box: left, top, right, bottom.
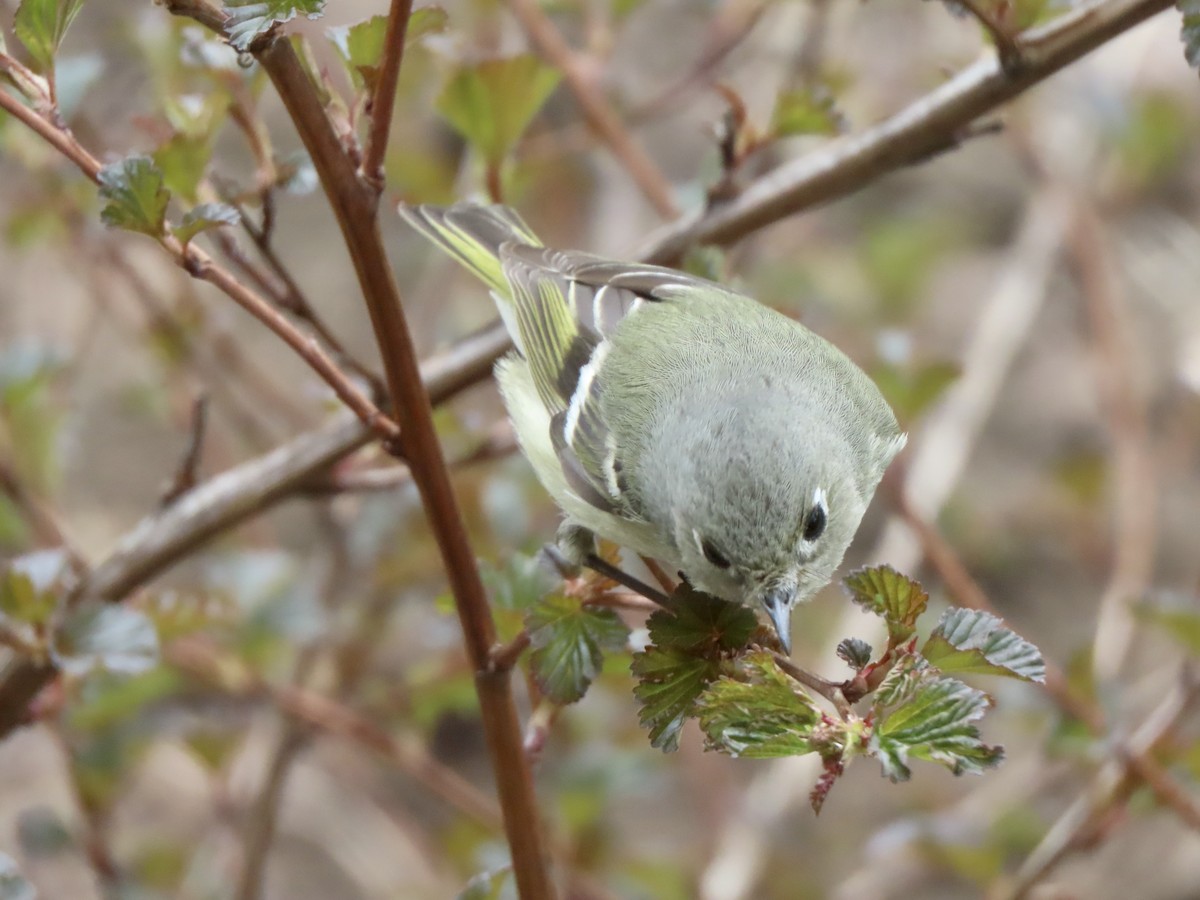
640, 0, 1174, 264
507, 0, 679, 219
362, 0, 414, 188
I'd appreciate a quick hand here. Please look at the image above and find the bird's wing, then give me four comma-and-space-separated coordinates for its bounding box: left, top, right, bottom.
499, 246, 723, 518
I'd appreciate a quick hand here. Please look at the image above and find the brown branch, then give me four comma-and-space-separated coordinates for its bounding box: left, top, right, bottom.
248, 34, 554, 898
160, 394, 210, 506
955, 0, 1026, 73
640, 0, 1175, 264
507, 0, 679, 220
0, 82, 400, 447
362, 0, 414, 188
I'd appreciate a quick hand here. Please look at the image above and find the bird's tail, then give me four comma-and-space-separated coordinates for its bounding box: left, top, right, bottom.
397, 202, 543, 296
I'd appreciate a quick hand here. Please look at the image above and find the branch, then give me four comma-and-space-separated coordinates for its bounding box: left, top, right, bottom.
249, 34, 555, 899
639, 0, 1175, 264
0, 323, 509, 738
362, 0, 414, 187
507, 0, 679, 219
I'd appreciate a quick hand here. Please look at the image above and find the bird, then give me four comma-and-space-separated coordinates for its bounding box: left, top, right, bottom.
399, 202, 905, 653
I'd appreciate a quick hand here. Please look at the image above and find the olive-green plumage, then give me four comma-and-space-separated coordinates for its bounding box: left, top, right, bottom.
399, 202, 905, 651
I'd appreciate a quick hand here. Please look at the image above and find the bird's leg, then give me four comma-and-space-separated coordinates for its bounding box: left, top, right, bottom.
583, 554, 671, 608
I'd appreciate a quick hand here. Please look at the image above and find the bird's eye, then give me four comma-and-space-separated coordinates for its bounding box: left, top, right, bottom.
701, 538, 731, 569
803, 504, 827, 542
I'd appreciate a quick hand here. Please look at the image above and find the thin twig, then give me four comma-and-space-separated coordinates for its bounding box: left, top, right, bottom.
160, 394, 210, 506
362, 0, 414, 188
955, 0, 1026, 73
772, 652, 851, 719
507, 0, 679, 219
641, 0, 1175, 264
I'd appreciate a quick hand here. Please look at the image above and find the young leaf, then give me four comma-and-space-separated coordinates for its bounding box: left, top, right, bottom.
1181, 1, 1200, 71
922, 608, 1045, 683
173, 202, 240, 245
836, 637, 873, 671
482, 552, 560, 611
225, 0, 327, 52
52, 603, 160, 677
327, 15, 387, 92
844, 565, 928, 644
769, 86, 842, 138
631, 586, 758, 751
406, 6, 449, 45
631, 648, 715, 752
98, 156, 170, 237
435, 54, 560, 166
525, 593, 629, 704
648, 584, 759, 655
459, 866, 511, 900
871, 669, 1003, 781
14, 0, 86, 73
696, 651, 826, 758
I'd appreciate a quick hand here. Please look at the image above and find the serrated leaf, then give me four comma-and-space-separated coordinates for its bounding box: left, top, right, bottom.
648, 584, 759, 654
844, 565, 928, 644
224, 0, 326, 52
836, 637, 873, 671
0, 852, 35, 900
1181, 1, 1200, 71
1133, 594, 1200, 656
631, 647, 715, 752
873, 652, 933, 710
770, 86, 842, 138
922, 608, 1045, 682
525, 593, 629, 704
407, 6, 448, 45
871, 670, 1002, 781
173, 202, 240, 245
327, 15, 386, 92
435, 54, 560, 165
14, 0, 86, 73
696, 651, 825, 758
53, 603, 159, 677
98, 156, 170, 237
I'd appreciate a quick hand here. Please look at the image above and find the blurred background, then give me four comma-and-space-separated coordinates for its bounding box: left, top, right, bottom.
1, 0, 1199, 897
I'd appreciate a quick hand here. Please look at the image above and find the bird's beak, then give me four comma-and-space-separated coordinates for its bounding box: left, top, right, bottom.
763, 587, 794, 655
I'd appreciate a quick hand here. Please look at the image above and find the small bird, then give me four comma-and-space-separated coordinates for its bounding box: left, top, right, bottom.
400, 203, 905, 652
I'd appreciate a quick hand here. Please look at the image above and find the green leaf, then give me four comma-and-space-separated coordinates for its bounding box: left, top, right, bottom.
0, 851, 36, 900
1134, 593, 1200, 656
52, 603, 160, 677
648, 584, 759, 655
435, 54, 561, 165
631, 648, 714, 752
872, 652, 933, 710
154, 133, 216, 203
836, 637, 873, 671
406, 6, 449, 45
224, 0, 327, 52
922, 608, 1045, 682
631, 586, 758, 751
172, 202, 240, 245
871, 666, 1003, 781
98, 156, 170, 237
844, 565, 928, 645
525, 593, 629, 704
327, 15, 387, 91
696, 651, 826, 758
770, 86, 842, 138
14, 0, 86, 73
1, 549, 67, 628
